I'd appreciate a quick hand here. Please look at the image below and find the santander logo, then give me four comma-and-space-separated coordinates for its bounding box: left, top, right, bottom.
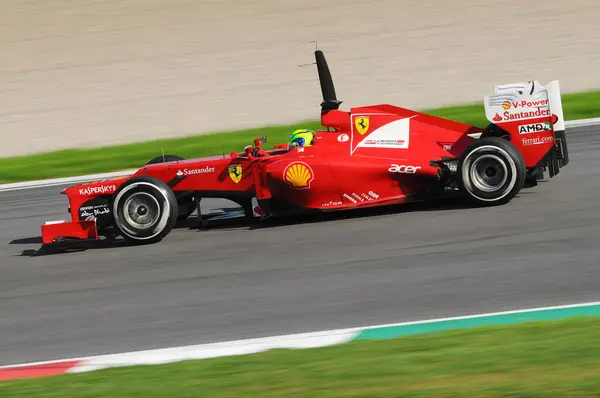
493, 108, 550, 123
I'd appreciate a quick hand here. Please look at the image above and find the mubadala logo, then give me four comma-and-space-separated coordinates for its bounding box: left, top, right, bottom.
518, 122, 552, 135
343, 193, 357, 204
178, 166, 216, 176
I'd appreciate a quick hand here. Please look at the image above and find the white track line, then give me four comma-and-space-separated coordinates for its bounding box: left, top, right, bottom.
0, 170, 136, 192
1, 300, 599, 373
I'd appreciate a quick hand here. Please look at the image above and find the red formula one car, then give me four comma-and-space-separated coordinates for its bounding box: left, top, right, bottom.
40, 49, 569, 249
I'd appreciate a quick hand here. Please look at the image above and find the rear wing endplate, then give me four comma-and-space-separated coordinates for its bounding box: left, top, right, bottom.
483, 80, 565, 132
483, 80, 569, 177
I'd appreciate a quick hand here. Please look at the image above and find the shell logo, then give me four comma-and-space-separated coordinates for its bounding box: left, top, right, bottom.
502, 101, 511, 110
283, 162, 314, 189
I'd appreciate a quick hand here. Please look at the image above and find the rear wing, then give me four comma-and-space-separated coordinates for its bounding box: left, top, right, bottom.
484, 80, 565, 132
483, 80, 569, 177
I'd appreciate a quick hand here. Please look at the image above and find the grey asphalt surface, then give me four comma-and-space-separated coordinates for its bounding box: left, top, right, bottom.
1, 126, 599, 366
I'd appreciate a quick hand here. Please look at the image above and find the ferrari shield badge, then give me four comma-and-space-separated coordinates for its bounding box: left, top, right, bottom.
228, 164, 242, 183
354, 116, 370, 135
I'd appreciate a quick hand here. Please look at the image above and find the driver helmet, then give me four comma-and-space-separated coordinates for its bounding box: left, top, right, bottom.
288, 129, 315, 148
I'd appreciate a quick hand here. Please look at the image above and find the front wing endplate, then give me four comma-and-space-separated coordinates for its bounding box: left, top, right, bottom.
41, 220, 99, 245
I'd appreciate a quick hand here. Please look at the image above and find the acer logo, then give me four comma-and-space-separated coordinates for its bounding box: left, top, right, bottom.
388, 164, 421, 174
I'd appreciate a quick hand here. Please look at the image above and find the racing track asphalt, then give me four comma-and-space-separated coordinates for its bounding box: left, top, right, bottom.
1, 126, 600, 366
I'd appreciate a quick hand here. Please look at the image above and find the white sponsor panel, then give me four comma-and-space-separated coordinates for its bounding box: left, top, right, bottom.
354, 117, 412, 152
484, 80, 553, 124
518, 122, 552, 134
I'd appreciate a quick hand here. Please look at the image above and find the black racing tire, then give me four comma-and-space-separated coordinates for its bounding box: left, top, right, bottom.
145, 154, 198, 220
146, 154, 185, 165
111, 176, 178, 244
457, 137, 526, 206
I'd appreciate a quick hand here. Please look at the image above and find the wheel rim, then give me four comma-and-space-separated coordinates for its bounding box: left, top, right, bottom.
469, 154, 508, 192
123, 192, 161, 229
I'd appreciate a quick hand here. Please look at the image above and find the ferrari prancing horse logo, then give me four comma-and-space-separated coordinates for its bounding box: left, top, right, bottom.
355, 116, 370, 135
228, 164, 242, 183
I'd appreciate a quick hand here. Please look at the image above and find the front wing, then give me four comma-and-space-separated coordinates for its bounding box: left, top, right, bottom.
41, 220, 99, 245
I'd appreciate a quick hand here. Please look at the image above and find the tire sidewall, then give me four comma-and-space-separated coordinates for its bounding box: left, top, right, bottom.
112, 177, 178, 242
458, 138, 526, 205
145, 154, 197, 220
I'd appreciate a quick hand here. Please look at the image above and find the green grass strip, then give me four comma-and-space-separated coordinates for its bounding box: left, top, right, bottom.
2, 317, 599, 397
1, 89, 600, 184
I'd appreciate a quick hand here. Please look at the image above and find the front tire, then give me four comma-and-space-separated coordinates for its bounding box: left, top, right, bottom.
112, 176, 178, 244
457, 137, 526, 206
145, 154, 198, 220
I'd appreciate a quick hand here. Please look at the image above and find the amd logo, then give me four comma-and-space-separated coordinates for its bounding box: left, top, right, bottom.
518, 122, 552, 135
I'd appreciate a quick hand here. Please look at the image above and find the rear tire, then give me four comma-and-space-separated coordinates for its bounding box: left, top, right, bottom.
457, 137, 526, 206
145, 154, 198, 220
112, 176, 178, 244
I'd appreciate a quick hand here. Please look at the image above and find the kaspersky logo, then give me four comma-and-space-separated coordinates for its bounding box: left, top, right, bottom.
79, 184, 116, 196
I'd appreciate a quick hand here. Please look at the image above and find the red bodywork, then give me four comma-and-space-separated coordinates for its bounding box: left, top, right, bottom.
40, 50, 568, 246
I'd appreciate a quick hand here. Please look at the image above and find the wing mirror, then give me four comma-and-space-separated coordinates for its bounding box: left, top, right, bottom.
253, 136, 267, 147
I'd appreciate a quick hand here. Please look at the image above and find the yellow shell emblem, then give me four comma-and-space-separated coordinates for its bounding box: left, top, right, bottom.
355, 116, 370, 135
284, 162, 314, 189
